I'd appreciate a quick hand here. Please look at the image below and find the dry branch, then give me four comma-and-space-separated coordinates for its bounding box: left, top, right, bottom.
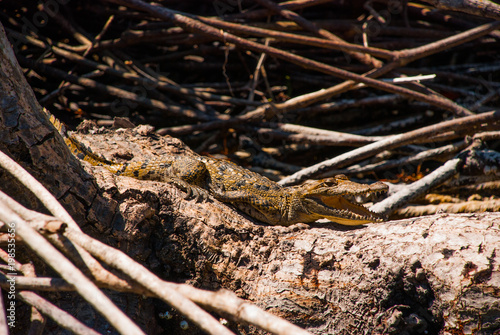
0, 21, 316, 334
0, 207, 145, 335
419, 0, 500, 20
62, 227, 237, 335
2, 2, 500, 334
0, 172, 312, 335
104, 0, 475, 115
279, 110, 500, 185
370, 158, 461, 216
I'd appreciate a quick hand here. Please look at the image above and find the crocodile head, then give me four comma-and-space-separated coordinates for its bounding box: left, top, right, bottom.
291, 175, 388, 225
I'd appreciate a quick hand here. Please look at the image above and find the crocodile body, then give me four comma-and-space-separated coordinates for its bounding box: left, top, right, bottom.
49, 113, 388, 225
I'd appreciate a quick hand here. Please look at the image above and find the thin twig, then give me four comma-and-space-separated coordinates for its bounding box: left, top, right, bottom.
224, 0, 333, 21
62, 228, 235, 335
0, 205, 145, 335
104, 0, 477, 115
278, 110, 500, 185
0, 273, 73, 292
253, 0, 382, 67
7, 29, 257, 108
64, 227, 312, 335
0, 149, 81, 232
18, 56, 215, 122
317, 140, 468, 177
38, 12, 115, 104
0, 190, 150, 295
175, 286, 313, 335
0, 190, 311, 335
159, 17, 500, 136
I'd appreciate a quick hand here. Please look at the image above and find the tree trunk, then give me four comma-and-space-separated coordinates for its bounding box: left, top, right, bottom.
70, 127, 500, 335
0, 24, 99, 226
1, 23, 499, 334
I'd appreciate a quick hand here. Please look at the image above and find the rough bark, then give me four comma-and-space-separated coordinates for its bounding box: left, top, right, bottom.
0, 24, 99, 226
1, 24, 499, 334
69, 127, 500, 335
0, 24, 158, 334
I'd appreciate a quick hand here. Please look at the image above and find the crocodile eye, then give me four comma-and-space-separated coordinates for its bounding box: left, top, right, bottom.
334, 174, 348, 180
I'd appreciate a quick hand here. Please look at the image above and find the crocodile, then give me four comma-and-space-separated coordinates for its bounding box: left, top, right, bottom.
48, 112, 388, 226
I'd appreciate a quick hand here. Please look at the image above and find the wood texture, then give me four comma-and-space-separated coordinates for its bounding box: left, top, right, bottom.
74, 127, 500, 334
1, 23, 499, 334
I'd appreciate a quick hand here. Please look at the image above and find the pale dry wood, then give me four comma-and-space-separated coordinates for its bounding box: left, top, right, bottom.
173, 286, 312, 335
0, 176, 312, 335
0, 23, 314, 334
394, 199, 500, 218
279, 111, 500, 185
316, 140, 467, 178
0, 274, 73, 292
63, 228, 237, 335
64, 227, 312, 335
0, 189, 149, 296
3, 91, 500, 334
370, 158, 461, 216
0, 206, 145, 335
0, 154, 235, 334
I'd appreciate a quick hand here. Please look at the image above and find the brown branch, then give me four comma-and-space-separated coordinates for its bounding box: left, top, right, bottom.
224, 0, 333, 21
159, 18, 500, 136
7, 29, 256, 108
38, 9, 115, 105
17, 56, 215, 122
278, 110, 500, 185
419, 0, 500, 20
317, 140, 468, 177
193, 17, 394, 59
253, 0, 382, 67
104, 0, 476, 116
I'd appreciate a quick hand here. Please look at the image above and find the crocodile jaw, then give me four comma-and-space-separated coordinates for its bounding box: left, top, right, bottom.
298, 195, 384, 225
